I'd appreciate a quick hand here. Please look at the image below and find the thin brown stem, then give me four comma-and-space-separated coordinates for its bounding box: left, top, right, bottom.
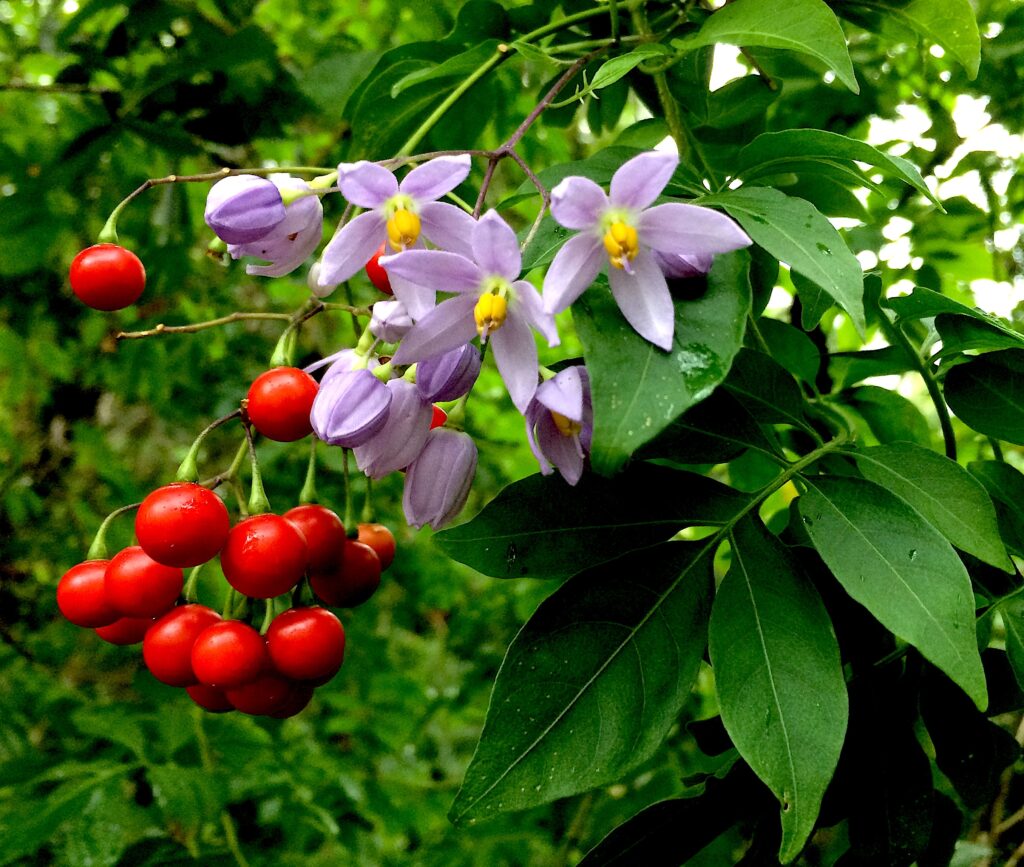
117, 311, 291, 340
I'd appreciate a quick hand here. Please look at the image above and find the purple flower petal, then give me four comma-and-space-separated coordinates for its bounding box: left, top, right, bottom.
536, 366, 585, 420
419, 201, 476, 258
391, 294, 478, 365
310, 368, 392, 448
472, 210, 521, 280
403, 428, 477, 530
608, 250, 675, 350
390, 273, 437, 321
491, 310, 538, 413
525, 401, 554, 475
540, 421, 585, 485
337, 161, 398, 208
353, 379, 433, 479
639, 203, 752, 257
416, 343, 481, 402
609, 150, 679, 210
370, 299, 413, 343
380, 249, 483, 294
652, 250, 714, 279
230, 181, 324, 278
513, 280, 559, 348
550, 176, 608, 230
541, 233, 604, 314
305, 348, 359, 378
318, 211, 386, 287
399, 154, 472, 201
205, 175, 286, 245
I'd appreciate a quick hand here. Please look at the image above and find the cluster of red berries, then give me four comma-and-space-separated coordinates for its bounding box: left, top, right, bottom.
57, 481, 395, 718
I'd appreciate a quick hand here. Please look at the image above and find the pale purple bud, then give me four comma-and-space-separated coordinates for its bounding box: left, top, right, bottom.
370, 300, 413, 343
403, 428, 477, 530
415, 344, 481, 403
310, 368, 392, 447
353, 380, 432, 479
205, 175, 286, 245
653, 250, 713, 279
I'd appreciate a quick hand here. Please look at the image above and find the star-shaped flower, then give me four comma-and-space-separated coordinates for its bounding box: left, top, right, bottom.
317, 155, 475, 319
542, 150, 751, 350
383, 210, 558, 413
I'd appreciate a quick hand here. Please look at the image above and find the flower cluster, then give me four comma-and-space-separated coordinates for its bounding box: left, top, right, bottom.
204, 150, 751, 529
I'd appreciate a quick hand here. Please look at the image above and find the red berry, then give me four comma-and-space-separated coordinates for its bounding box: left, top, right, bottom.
269, 684, 315, 719
357, 523, 395, 570
136, 483, 230, 568
186, 684, 234, 713
143, 604, 222, 686
221, 514, 308, 599
225, 672, 293, 716
104, 546, 183, 618
430, 405, 447, 430
191, 621, 267, 688
57, 559, 119, 628
310, 539, 381, 608
283, 504, 345, 572
365, 243, 392, 295
267, 607, 346, 682
95, 616, 154, 645
69, 244, 146, 311
245, 367, 319, 442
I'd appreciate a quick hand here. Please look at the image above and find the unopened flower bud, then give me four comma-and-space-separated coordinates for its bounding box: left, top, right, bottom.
310, 368, 392, 448
402, 428, 477, 530
416, 344, 481, 403
370, 300, 413, 343
205, 175, 286, 245
353, 380, 432, 479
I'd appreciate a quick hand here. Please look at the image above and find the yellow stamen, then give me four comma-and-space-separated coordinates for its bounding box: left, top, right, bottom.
386, 208, 421, 250
602, 220, 639, 270
551, 411, 582, 437
474, 294, 508, 339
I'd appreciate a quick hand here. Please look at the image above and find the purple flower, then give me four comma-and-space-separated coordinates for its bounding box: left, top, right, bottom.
370, 300, 413, 344
353, 380, 433, 479
228, 177, 324, 278
525, 366, 593, 485
416, 343, 481, 403
653, 250, 714, 279
542, 150, 751, 350
205, 175, 286, 245
310, 367, 392, 447
402, 428, 478, 530
317, 155, 476, 319
383, 210, 559, 413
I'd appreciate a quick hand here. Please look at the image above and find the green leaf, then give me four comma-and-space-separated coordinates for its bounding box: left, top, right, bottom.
701, 188, 864, 334
573, 251, 751, 475
724, 348, 812, 433
578, 771, 748, 866
847, 384, 931, 448
846, 0, 980, 78
737, 129, 938, 205
586, 44, 670, 92
390, 40, 499, 98
148, 764, 228, 832
968, 460, 1024, 557
1000, 598, 1024, 691
511, 40, 553, 66
501, 146, 646, 208
640, 388, 779, 464
710, 518, 847, 863
830, 346, 915, 389
449, 542, 713, 823
434, 464, 748, 580
798, 476, 986, 709
852, 443, 1012, 571
943, 350, 1024, 445
885, 285, 1006, 324
520, 216, 571, 271
758, 319, 821, 384
792, 271, 835, 331
674, 0, 859, 93
934, 313, 1024, 357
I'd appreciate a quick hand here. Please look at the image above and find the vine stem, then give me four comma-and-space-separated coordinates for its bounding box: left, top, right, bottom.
117, 312, 290, 341
874, 297, 957, 461
176, 409, 243, 481
199, 439, 248, 491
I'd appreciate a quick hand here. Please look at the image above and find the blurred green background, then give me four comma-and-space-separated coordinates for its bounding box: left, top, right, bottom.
3, 0, 1024, 863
